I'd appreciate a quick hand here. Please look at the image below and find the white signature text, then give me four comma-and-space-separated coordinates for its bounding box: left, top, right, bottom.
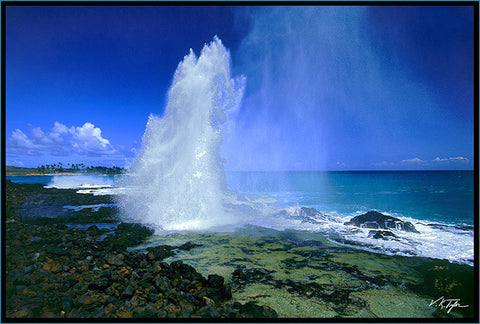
429, 296, 469, 314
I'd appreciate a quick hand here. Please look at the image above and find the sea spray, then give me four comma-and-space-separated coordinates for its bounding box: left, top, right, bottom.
45, 174, 116, 189
120, 37, 246, 231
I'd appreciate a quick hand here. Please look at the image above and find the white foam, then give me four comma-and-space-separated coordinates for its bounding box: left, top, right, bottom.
45, 175, 116, 189
63, 203, 117, 211
234, 205, 474, 266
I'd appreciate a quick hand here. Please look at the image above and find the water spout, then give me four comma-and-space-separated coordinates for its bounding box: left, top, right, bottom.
120, 37, 245, 232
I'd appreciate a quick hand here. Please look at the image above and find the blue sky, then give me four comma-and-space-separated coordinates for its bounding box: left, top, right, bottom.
5, 5, 475, 170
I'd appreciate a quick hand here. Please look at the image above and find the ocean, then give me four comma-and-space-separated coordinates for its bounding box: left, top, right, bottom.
226, 171, 475, 226
6, 170, 475, 266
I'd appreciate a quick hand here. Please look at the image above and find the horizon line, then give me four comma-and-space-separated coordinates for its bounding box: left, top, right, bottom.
4, 164, 475, 174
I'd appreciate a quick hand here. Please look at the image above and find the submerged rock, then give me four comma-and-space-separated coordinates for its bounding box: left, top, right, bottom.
368, 230, 399, 240
233, 301, 278, 318
275, 206, 336, 224
344, 211, 419, 233
146, 245, 175, 261
178, 242, 202, 251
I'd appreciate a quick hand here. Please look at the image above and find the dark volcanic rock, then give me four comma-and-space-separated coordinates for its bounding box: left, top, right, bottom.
275, 206, 335, 224
368, 230, 398, 240
233, 301, 278, 318
232, 269, 245, 279
344, 211, 419, 233
207, 274, 224, 288
169, 261, 199, 281
146, 245, 175, 261
105, 222, 154, 248
121, 285, 135, 299
178, 242, 202, 251
88, 277, 111, 291
107, 253, 125, 266
43, 245, 71, 256
4, 181, 282, 319
154, 276, 172, 293
194, 305, 222, 318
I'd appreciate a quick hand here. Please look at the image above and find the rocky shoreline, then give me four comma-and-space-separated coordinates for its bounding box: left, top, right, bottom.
4, 180, 476, 319
4, 181, 277, 319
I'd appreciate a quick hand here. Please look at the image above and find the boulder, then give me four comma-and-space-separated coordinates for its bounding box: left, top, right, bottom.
154, 276, 172, 293
121, 284, 136, 299
344, 211, 419, 233
368, 230, 398, 240
178, 242, 202, 251
107, 253, 125, 266
88, 277, 111, 290
207, 275, 224, 288
146, 245, 175, 261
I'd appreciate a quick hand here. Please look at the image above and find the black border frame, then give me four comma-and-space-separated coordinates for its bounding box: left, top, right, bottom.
1, 1, 478, 323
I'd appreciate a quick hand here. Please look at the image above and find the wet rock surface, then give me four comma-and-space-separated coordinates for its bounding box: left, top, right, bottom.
368, 230, 399, 240
344, 211, 419, 233
4, 181, 277, 319
274, 206, 336, 224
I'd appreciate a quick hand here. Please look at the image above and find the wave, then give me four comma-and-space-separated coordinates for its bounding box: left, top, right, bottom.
42, 173, 473, 266
45, 175, 117, 190
248, 205, 474, 267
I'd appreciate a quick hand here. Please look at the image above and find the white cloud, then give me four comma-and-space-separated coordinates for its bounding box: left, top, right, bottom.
370, 156, 471, 170
371, 161, 396, 168
7, 121, 117, 157
401, 157, 426, 164
432, 156, 469, 163
9, 129, 37, 155
70, 122, 115, 155
400, 156, 470, 165
49, 121, 69, 144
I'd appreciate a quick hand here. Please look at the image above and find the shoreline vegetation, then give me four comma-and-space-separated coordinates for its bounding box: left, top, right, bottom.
5, 165, 126, 176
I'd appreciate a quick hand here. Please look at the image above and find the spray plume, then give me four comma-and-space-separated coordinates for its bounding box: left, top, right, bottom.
120, 37, 245, 231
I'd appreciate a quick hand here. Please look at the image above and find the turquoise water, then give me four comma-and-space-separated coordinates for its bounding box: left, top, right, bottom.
226, 171, 475, 226
7, 171, 474, 225
6, 171, 474, 225
7, 171, 475, 265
